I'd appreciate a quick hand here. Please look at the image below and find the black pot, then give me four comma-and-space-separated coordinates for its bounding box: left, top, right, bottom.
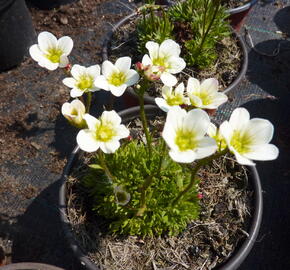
0, 0, 35, 72
0, 263, 64, 270
102, 12, 248, 106
26, 0, 78, 10
228, 0, 258, 31
59, 105, 263, 270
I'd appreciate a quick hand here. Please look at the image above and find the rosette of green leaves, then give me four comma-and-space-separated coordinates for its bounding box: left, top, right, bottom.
169, 0, 230, 68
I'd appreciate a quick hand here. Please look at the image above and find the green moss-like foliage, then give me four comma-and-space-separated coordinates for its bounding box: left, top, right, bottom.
82, 140, 200, 236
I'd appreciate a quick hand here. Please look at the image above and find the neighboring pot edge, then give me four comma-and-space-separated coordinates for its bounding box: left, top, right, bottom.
59, 105, 263, 270
228, 0, 258, 14
102, 12, 248, 106
0, 263, 64, 270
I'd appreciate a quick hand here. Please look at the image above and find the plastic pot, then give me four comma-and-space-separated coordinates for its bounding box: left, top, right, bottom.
59, 105, 263, 270
228, 0, 258, 31
102, 12, 248, 107
0, 262, 64, 270
26, 0, 78, 10
0, 0, 35, 72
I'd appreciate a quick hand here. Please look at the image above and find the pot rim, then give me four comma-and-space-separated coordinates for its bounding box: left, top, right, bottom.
59, 105, 263, 270
0, 262, 65, 270
101, 11, 248, 105
228, 0, 258, 14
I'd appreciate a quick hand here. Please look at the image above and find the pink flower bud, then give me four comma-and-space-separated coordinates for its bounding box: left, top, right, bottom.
197, 193, 203, 199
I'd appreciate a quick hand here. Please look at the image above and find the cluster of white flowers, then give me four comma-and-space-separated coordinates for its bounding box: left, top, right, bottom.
30, 32, 279, 167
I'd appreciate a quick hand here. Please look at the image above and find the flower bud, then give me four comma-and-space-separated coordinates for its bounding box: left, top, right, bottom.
61, 99, 87, 129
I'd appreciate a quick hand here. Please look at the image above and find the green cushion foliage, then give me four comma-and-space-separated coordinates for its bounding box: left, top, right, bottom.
82, 140, 200, 236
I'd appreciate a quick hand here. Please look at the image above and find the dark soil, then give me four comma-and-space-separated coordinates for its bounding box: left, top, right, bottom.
108, 15, 242, 98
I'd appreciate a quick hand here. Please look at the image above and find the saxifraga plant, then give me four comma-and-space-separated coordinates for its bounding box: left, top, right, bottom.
137, 5, 174, 54
137, 0, 230, 69
169, 0, 230, 68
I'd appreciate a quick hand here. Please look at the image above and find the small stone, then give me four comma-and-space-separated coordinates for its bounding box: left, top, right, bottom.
60, 16, 68, 25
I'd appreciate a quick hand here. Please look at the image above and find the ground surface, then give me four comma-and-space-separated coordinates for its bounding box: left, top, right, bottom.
0, 0, 289, 269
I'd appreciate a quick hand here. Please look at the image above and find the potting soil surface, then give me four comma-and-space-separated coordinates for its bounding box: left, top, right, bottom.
0, 0, 290, 269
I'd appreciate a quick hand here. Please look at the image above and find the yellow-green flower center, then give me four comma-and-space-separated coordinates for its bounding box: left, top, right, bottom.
166, 94, 183, 106
153, 56, 170, 69
77, 75, 93, 91
230, 130, 252, 154
96, 123, 116, 142
191, 91, 213, 106
108, 71, 127, 87
70, 108, 79, 116
45, 47, 63, 63
175, 129, 197, 151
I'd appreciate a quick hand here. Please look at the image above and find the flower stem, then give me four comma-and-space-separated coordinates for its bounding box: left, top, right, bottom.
171, 148, 228, 206
85, 92, 92, 113
98, 150, 115, 183
137, 80, 152, 158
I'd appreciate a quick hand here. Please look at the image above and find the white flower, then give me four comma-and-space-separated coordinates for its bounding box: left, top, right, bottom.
77, 111, 130, 153
61, 99, 86, 128
162, 106, 217, 163
95, 57, 139, 97
142, 39, 186, 87
29, 31, 73, 70
114, 185, 131, 206
155, 83, 190, 112
207, 123, 227, 151
220, 108, 279, 166
62, 64, 100, 97
187, 78, 228, 109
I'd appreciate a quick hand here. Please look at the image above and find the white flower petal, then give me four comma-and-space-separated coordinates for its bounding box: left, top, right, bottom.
125, 70, 140, 86
207, 123, 217, 138
160, 72, 177, 87
195, 137, 217, 159
175, 83, 185, 95
159, 39, 181, 58
59, 55, 69, 67
145, 41, 159, 60
166, 56, 186, 74
141, 54, 152, 66
244, 119, 274, 145
219, 121, 233, 144
101, 110, 121, 126
63, 77, 76, 88
29, 44, 43, 62
71, 65, 86, 80
155, 98, 170, 112
77, 130, 100, 152
229, 108, 250, 131
232, 149, 255, 166
169, 149, 196, 163
109, 84, 127, 97
87, 65, 101, 78
94, 75, 110, 91
38, 31, 57, 53
70, 88, 84, 98
117, 125, 130, 138
71, 99, 85, 112
187, 77, 201, 94
115, 57, 131, 72
38, 58, 59, 70
102, 60, 117, 77
84, 114, 99, 130
57, 36, 73, 55
184, 109, 210, 138
100, 140, 120, 154
201, 78, 219, 94
244, 144, 279, 161
189, 95, 203, 108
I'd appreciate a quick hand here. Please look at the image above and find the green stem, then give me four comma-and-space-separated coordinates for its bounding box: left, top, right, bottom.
197, 1, 220, 57
98, 151, 115, 183
137, 80, 152, 158
137, 140, 166, 216
171, 148, 228, 206
85, 92, 92, 113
